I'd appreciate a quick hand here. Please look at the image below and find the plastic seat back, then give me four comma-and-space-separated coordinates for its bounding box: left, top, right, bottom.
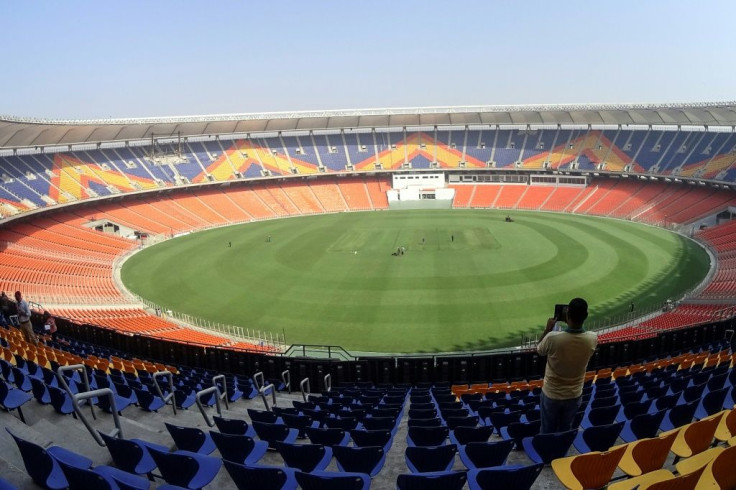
247, 408, 278, 423
304, 427, 349, 447
467, 463, 544, 490
586, 404, 620, 426
555, 445, 626, 490
57, 461, 115, 490
673, 413, 723, 458
407, 417, 442, 428
715, 409, 736, 442
396, 470, 467, 490
405, 444, 457, 473
406, 426, 448, 447
296, 470, 369, 490
213, 415, 251, 436
332, 445, 385, 477
148, 447, 222, 489
210, 431, 267, 466
574, 421, 624, 453
133, 387, 164, 412
98, 432, 154, 475
622, 410, 666, 442
644, 466, 706, 490
704, 444, 736, 490
622, 431, 678, 476
48, 385, 75, 414
408, 408, 436, 419
275, 442, 331, 473
622, 399, 653, 420
361, 416, 395, 431
485, 409, 522, 434
7, 429, 67, 490
351, 428, 392, 449
521, 429, 577, 464
251, 421, 298, 449
697, 387, 729, 419
222, 460, 296, 490
30, 377, 51, 404
450, 425, 492, 445
165, 422, 215, 455
502, 420, 541, 449
459, 439, 515, 469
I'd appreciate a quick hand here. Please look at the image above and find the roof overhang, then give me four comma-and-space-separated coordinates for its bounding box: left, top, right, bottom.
2, 101, 736, 150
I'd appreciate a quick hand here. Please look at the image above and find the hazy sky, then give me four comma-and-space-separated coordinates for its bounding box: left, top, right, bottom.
2, 1, 734, 120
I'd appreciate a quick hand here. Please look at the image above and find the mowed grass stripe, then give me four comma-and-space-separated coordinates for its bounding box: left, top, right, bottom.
121, 210, 709, 353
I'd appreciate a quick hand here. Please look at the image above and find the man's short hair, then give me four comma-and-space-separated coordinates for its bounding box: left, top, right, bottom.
567, 298, 588, 324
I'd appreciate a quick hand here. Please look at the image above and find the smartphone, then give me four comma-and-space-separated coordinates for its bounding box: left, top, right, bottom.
554, 304, 568, 321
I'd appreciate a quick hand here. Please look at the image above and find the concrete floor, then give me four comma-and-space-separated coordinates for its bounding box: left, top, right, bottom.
0, 386, 685, 489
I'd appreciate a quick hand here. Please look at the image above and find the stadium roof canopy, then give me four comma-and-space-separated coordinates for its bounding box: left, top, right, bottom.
2, 101, 736, 150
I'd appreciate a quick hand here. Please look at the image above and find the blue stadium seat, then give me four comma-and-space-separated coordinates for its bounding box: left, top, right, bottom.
573, 421, 624, 453
620, 409, 667, 442
7, 428, 92, 490
47, 385, 75, 415
695, 387, 730, 420
133, 387, 166, 412
458, 439, 515, 470
405, 444, 457, 473
350, 428, 393, 451
98, 431, 168, 476
209, 431, 268, 466
332, 445, 386, 477
0, 379, 33, 422
581, 404, 621, 429
304, 426, 350, 447
295, 470, 370, 490
248, 408, 280, 423
275, 441, 332, 473
448, 425, 493, 445
407, 417, 443, 427
251, 421, 298, 449
213, 415, 256, 437
521, 429, 577, 465
499, 420, 541, 449
147, 447, 221, 490
659, 401, 698, 433
396, 470, 467, 490
58, 460, 150, 490
222, 460, 297, 490
165, 423, 216, 455
467, 464, 544, 490
406, 426, 448, 447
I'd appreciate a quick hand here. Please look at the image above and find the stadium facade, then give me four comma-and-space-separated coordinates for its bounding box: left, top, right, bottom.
1, 102, 735, 385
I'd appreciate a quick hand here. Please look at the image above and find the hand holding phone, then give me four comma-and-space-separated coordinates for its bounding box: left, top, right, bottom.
554, 304, 568, 321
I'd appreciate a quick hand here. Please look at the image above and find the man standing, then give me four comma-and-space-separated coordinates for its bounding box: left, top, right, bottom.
536, 297, 596, 433
15, 291, 37, 346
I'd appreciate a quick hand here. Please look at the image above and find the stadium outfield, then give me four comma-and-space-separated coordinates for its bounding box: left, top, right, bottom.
1, 102, 736, 359
120, 209, 709, 353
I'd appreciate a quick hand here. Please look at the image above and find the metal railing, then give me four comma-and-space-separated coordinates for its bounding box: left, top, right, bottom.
194, 386, 223, 428
152, 370, 177, 416
193, 374, 230, 427
212, 374, 230, 412
300, 377, 310, 403
56, 364, 122, 446
254, 371, 276, 410
323, 373, 332, 394
281, 369, 291, 394
283, 344, 355, 360
127, 297, 286, 353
